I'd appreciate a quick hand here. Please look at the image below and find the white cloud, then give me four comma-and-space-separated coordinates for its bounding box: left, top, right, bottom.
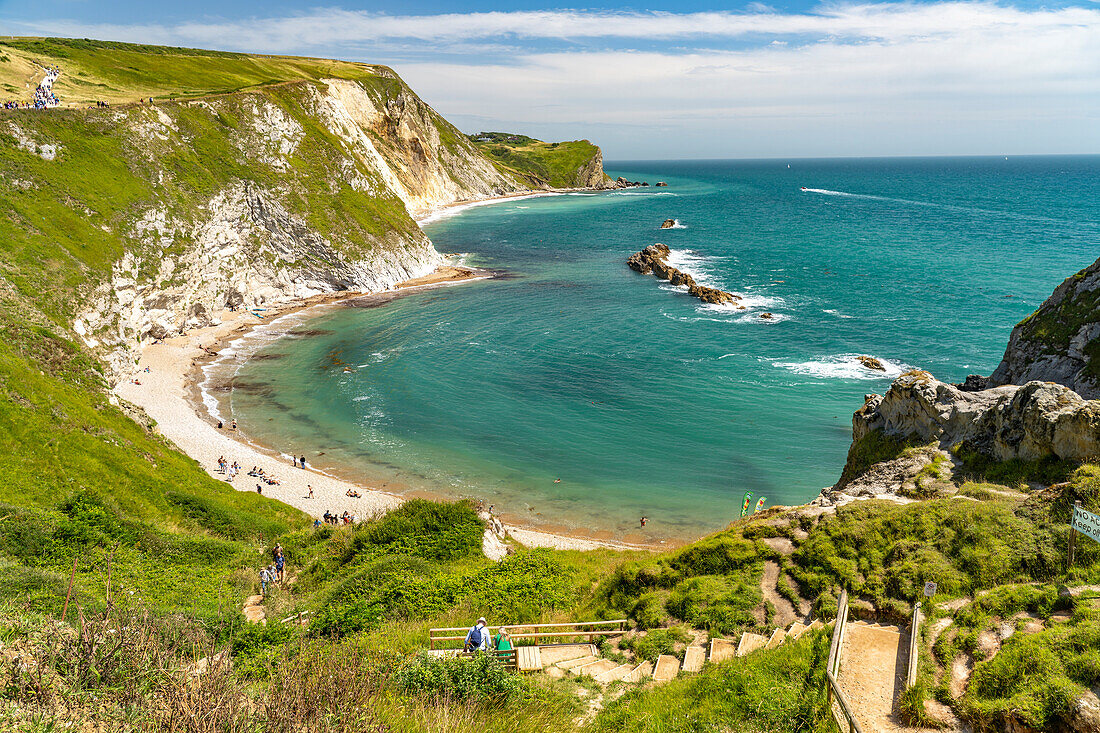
8, 2, 1098, 156
12, 3, 1100, 50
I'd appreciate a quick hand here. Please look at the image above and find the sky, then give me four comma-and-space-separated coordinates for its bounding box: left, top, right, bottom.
1, 0, 1098, 159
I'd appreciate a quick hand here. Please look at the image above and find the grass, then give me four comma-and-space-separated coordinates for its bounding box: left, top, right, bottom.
0, 322, 306, 617
471, 133, 606, 188
0, 37, 382, 105
592, 629, 836, 733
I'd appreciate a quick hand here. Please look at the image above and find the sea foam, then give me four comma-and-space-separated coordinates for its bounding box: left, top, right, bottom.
772, 353, 908, 380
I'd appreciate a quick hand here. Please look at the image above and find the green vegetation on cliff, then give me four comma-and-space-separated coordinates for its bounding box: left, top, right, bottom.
0, 37, 379, 105
471, 131, 607, 188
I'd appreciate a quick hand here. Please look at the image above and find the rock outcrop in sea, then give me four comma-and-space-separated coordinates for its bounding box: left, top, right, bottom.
627, 244, 738, 305
660, 219, 677, 229
986, 254, 1100, 398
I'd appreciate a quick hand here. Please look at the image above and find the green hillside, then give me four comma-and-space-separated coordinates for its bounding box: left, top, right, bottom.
472, 131, 608, 188
0, 37, 380, 105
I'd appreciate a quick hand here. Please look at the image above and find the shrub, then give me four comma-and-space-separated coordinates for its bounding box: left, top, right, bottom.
394, 652, 528, 703
309, 600, 384, 639
623, 627, 690, 663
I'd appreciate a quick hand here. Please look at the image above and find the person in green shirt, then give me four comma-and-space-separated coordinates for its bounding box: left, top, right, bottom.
494, 626, 513, 651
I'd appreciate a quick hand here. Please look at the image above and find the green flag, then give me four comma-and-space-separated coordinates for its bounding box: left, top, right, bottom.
740, 492, 753, 518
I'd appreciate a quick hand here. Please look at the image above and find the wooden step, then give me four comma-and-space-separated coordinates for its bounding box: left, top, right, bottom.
652, 654, 680, 682
682, 645, 705, 673
709, 637, 737, 663
808, 619, 824, 632
595, 663, 635, 684
538, 644, 597, 666
736, 632, 768, 656
788, 622, 809, 640
622, 660, 653, 683
557, 655, 598, 670
574, 659, 619, 678
516, 646, 542, 672
764, 628, 787, 649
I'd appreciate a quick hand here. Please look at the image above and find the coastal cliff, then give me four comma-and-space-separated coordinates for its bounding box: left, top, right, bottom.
0, 40, 611, 376
470, 131, 612, 189
829, 255, 1100, 502
988, 255, 1100, 398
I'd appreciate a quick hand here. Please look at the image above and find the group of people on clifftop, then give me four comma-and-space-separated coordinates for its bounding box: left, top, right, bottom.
3, 66, 61, 110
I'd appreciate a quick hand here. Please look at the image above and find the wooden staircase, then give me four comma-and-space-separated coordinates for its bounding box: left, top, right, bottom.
711, 619, 824, 663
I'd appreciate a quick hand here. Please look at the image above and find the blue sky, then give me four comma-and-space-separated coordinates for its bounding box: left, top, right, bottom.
2, 0, 1098, 158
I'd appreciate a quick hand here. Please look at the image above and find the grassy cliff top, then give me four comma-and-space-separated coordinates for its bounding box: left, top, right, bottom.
471, 131, 605, 188
0, 37, 384, 105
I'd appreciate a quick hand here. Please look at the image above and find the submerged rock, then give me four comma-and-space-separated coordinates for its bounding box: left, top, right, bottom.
857, 355, 886, 371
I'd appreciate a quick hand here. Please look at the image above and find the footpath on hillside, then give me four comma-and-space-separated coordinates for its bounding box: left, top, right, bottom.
837, 621, 930, 733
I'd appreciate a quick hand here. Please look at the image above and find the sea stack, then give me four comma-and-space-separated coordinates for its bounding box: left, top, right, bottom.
627, 244, 739, 305
660, 219, 677, 229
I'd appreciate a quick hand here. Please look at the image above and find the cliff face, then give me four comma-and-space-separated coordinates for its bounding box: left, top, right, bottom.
1, 69, 538, 376
471, 134, 611, 189
989, 255, 1100, 398
854, 370, 1100, 463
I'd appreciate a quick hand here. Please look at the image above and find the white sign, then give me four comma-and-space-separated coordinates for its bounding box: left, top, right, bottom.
923, 581, 937, 598
1072, 505, 1100, 544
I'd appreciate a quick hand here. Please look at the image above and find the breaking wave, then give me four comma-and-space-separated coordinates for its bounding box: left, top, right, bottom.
772, 353, 909, 380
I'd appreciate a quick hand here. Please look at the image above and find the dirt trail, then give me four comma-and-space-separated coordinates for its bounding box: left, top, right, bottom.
837, 622, 929, 733
761, 560, 798, 626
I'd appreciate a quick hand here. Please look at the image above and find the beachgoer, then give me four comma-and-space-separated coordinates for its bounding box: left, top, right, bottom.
231, 419, 237, 430
464, 617, 489, 652
494, 626, 513, 652
307, 485, 314, 498
488, 504, 494, 516
554, 479, 561, 483
299, 455, 307, 469
217, 421, 223, 429
313, 518, 322, 529
640, 516, 648, 528
292, 456, 298, 468
256, 484, 262, 494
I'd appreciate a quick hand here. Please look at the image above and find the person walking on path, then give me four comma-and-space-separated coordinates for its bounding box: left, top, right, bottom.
259, 566, 271, 595
464, 617, 489, 652
494, 626, 512, 652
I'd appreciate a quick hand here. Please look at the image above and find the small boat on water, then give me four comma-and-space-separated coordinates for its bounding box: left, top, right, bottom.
800, 186, 809, 191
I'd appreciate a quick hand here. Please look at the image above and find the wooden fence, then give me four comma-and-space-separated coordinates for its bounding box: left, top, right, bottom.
429, 619, 628, 650
906, 601, 923, 688
825, 589, 863, 733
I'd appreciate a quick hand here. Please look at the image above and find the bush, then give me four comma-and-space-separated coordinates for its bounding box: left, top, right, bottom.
665, 575, 760, 635
309, 600, 384, 639
232, 621, 296, 677
394, 652, 528, 703
623, 627, 689, 663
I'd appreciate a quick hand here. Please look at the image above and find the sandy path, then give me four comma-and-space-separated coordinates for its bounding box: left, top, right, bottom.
838, 622, 929, 733
112, 269, 654, 554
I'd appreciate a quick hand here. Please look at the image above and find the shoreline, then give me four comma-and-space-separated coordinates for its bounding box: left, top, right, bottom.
114, 263, 665, 554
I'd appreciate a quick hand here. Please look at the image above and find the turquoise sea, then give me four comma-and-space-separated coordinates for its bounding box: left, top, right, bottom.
212, 156, 1100, 541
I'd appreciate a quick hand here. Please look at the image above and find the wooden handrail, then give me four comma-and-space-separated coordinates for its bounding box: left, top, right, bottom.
827, 589, 849, 677
429, 619, 628, 649
906, 601, 922, 688
825, 589, 862, 732
826, 671, 863, 733
430, 619, 627, 634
